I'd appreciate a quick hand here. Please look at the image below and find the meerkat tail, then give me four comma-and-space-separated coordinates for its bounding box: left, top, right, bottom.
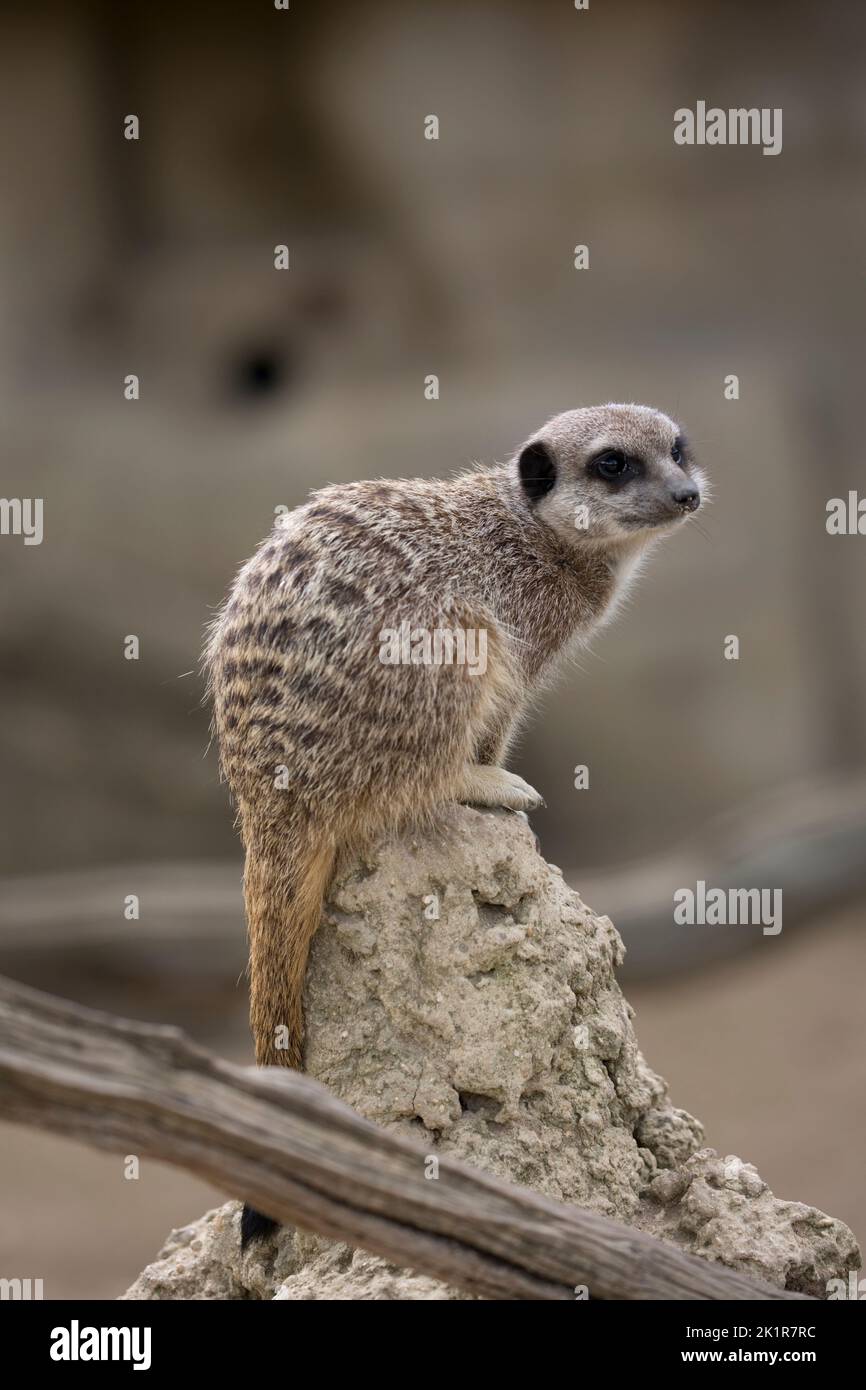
243, 818, 336, 1068
239, 817, 336, 1247
240, 1204, 279, 1250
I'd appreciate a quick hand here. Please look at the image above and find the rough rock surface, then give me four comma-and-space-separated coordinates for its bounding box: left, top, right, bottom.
124, 806, 859, 1300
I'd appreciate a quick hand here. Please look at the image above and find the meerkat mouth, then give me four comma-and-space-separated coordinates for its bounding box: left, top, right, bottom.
620, 510, 690, 531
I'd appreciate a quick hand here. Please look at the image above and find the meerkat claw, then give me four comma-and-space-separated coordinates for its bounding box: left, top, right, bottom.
457, 764, 545, 812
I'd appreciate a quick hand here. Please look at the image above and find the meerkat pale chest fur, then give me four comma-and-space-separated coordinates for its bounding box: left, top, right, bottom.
206, 403, 704, 1115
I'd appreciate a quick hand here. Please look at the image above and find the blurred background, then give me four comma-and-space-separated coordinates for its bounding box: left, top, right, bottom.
1, 0, 865, 1296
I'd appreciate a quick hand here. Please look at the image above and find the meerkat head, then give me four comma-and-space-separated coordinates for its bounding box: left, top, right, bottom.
515, 404, 705, 549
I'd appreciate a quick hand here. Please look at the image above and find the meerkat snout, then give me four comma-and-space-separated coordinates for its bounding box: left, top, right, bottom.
671, 482, 701, 512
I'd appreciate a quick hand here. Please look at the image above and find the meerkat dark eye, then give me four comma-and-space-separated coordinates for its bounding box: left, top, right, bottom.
593, 450, 631, 482
671, 439, 683, 465
519, 441, 557, 502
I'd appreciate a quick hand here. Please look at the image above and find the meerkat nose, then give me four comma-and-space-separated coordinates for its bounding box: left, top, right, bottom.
672, 485, 701, 513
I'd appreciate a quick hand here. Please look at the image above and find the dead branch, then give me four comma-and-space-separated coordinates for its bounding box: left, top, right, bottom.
0, 975, 810, 1301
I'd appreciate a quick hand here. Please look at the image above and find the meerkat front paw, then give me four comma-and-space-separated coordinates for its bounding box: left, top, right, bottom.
456, 763, 545, 812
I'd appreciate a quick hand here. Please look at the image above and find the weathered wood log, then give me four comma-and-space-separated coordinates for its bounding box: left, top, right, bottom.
0, 974, 810, 1300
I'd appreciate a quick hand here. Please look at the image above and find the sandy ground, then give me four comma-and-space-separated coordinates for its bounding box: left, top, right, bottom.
628, 903, 866, 1255
0, 904, 863, 1300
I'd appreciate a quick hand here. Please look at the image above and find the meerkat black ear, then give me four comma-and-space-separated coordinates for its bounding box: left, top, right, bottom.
518, 441, 557, 502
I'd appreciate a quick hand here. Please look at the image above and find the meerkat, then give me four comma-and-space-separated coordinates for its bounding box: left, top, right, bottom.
206, 403, 705, 1244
